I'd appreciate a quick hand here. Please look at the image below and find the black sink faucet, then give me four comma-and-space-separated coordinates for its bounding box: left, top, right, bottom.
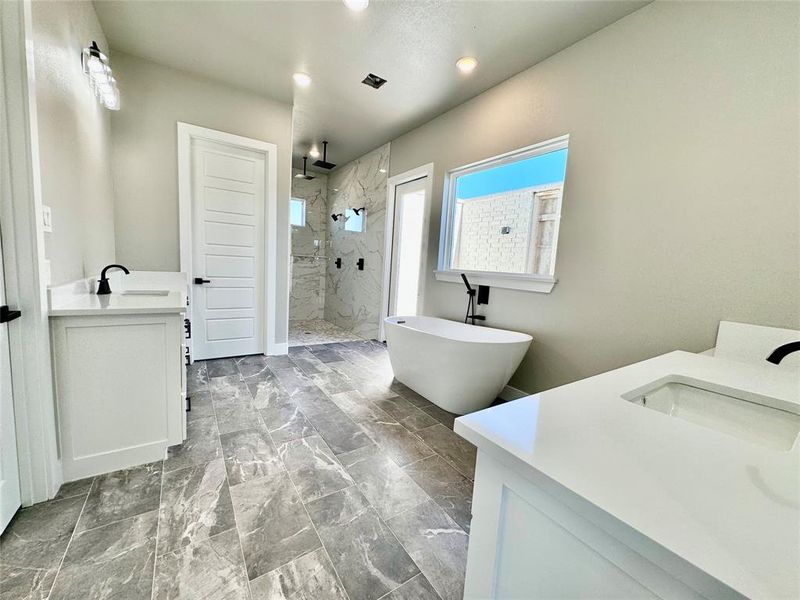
96, 264, 130, 295
766, 341, 800, 365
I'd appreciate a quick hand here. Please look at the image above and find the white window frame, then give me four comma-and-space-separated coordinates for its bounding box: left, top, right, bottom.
435, 134, 569, 293
290, 197, 306, 227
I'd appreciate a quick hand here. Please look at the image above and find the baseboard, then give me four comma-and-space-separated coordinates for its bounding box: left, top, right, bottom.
498, 384, 529, 402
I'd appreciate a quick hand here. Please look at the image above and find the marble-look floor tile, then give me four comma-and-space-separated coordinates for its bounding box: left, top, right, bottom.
288, 386, 337, 417
389, 381, 433, 409
152, 529, 250, 600
230, 471, 321, 580
215, 401, 261, 435
264, 355, 295, 370
205, 358, 238, 378
271, 367, 316, 394
374, 396, 424, 422
220, 427, 283, 486
329, 390, 396, 424
305, 487, 419, 600
157, 459, 235, 555
54, 476, 94, 500
249, 547, 347, 600
235, 354, 271, 379
418, 406, 456, 430
186, 389, 215, 422
311, 370, 356, 396
306, 347, 344, 364
277, 435, 354, 503
209, 374, 252, 404
359, 419, 434, 467
382, 573, 442, 600
398, 411, 438, 432
0, 565, 57, 600
404, 455, 473, 533
415, 425, 476, 480
246, 373, 291, 410
49, 511, 157, 600
260, 402, 316, 445
386, 500, 468, 600
164, 416, 221, 473
0, 495, 84, 571
78, 462, 162, 532
290, 354, 332, 376
187, 362, 208, 393
338, 446, 429, 520
304, 406, 374, 455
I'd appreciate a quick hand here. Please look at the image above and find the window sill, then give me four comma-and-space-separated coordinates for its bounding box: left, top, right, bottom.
434, 270, 556, 293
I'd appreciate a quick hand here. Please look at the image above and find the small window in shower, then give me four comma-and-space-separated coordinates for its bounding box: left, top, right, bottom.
290, 198, 306, 227
344, 208, 365, 233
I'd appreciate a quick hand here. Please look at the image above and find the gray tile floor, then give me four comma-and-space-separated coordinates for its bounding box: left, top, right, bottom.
0, 341, 475, 600
288, 319, 365, 347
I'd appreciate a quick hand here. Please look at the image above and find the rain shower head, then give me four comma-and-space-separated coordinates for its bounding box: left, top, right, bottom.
313, 141, 336, 170
294, 156, 315, 180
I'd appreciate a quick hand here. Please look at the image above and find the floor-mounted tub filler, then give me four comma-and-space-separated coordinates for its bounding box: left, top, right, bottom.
384, 315, 532, 414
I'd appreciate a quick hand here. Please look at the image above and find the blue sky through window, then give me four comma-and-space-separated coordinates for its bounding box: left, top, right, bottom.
455, 148, 568, 200
290, 198, 305, 226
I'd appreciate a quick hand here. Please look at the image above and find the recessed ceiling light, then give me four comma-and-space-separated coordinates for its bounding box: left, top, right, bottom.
456, 56, 478, 74
309, 146, 320, 158
293, 72, 312, 87
343, 0, 369, 11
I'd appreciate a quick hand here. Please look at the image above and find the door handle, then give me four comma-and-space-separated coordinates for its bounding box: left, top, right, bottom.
0, 305, 21, 323
193, 278, 211, 285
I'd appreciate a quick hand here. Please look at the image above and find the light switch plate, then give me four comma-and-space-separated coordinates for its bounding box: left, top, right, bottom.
42, 205, 53, 232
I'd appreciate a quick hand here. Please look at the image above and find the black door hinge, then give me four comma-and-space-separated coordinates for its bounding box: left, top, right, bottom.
0, 305, 22, 323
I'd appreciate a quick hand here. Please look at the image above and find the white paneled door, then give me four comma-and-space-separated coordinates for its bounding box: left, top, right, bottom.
191, 138, 266, 359
0, 226, 21, 533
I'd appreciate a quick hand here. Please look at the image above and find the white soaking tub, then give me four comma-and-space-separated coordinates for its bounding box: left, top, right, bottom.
384, 315, 532, 415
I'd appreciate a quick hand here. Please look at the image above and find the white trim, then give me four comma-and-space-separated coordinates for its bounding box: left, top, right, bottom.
177, 122, 282, 357
434, 270, 556, 293
0, 0, 63, 504
498, 384, 529, 402
437, 134, 569, 293
380, 163, 434, 341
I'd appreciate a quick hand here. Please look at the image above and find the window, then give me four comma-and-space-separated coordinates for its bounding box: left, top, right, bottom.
290, 198, 306, 227
344, 208, 365, 232
436, 135, 568, 292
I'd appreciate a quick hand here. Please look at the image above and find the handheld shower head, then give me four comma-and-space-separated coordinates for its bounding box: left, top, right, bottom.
460, 273, 474, 293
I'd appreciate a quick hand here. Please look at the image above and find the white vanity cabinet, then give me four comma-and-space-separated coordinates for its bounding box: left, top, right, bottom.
49, 272, 189, 481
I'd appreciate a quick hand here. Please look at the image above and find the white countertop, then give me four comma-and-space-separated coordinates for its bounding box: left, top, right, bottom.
455, 351, 800, 599
49, 272, 187, 317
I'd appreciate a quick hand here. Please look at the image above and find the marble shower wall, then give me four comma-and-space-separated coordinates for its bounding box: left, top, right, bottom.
325, 144, 390, 339
290, 169, 328, 320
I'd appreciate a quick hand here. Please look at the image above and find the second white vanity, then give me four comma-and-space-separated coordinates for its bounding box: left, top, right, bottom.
49, 271, 189, 481
456, 343, 799, 599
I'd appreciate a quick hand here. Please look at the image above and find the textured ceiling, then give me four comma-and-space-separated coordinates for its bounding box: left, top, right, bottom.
94, 0, 649, 171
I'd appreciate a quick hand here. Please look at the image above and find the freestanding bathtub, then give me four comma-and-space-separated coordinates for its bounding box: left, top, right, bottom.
384, 316, 532, 415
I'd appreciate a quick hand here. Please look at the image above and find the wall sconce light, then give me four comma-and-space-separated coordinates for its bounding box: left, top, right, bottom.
81, 41, 120, 110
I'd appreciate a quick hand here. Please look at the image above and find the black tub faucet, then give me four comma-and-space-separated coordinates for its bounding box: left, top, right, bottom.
96, 264, 130, 295
766, 341, 800, 365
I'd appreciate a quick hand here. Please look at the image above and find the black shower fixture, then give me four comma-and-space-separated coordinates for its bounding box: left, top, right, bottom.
351, 207, 366, 215
313, 141, 336, 170
331, 213, 345, 222
294, 156, 315, 180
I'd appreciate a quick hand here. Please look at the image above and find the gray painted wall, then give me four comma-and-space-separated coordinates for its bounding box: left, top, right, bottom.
109, 52, 294, 343
31, 1, 116, 286
389, 1, 800, 393
325, 144, 390, 339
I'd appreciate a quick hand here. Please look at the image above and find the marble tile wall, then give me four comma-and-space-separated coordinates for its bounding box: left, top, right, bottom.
290, 169, 328, 320
325, 144, 390, 339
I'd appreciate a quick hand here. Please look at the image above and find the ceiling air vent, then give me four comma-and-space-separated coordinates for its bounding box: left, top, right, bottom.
362, 73, 387, 89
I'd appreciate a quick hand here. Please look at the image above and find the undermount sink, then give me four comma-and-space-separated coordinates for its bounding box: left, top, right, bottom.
120, 289, 170, 296
623, 376, 800, 451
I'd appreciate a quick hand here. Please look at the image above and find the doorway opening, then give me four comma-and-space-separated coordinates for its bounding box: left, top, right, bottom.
381, 164, 434, 340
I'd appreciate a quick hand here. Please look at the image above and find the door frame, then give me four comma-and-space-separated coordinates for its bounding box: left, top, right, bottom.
0, 0, 64, 505
177, 122, 280, 358
379, 163, 434, 341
